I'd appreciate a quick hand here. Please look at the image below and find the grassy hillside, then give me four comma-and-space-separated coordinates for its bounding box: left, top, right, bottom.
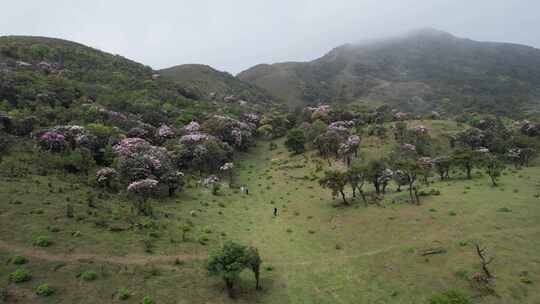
1, 119, 540, 303
159, 64, 278, 104
238, 29, 540, 116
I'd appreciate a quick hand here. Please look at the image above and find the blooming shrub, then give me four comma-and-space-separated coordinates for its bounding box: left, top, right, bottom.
328, 121, 354, 132
127, 178, 159, 215
203, 115, 255, 150
157, 124, 175, 139
128, 179, 158, 200
307, 105, 331, 121
96, 167, 118, 187
112, 138, 151, 157
400, 143, 417, 153
179, 133, 213, 145
39, 125, 97, 152
183, 121, 201, 133
413, 125, 428, 134
219, 162, 234, 171
38, 131, 66, 152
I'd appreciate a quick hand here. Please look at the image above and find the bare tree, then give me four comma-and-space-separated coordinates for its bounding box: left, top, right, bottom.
474, 243, 495, 279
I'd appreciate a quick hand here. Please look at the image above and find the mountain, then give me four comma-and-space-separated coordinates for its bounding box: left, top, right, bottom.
0, 36, 271, 135
159, 64, 277, 104
238, 28, 540, 116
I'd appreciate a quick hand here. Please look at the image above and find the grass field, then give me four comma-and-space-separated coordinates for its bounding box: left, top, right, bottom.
1, 132, 540, 303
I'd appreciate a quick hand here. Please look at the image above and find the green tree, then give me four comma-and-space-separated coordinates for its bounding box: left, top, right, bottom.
394, 121, 408, 143
452, 149, 478, 179
30, 44, 51, 60
245, 247, 262, 290
284, 128, 306, 154
207, 241, 249, 298
347, 162, 367, 205
366, 159, 386, 194
433, 156, 451, 180
484, 154, 505, 186
394, 158, 421, 204
319, 170, 349, 205
306, 119, 327, 143
314, 130, 345, 165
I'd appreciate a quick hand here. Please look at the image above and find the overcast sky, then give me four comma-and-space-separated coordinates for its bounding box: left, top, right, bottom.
2, 0, 539, 74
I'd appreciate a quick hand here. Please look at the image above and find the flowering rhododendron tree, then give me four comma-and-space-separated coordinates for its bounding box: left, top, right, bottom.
127, 179, 158, 215
183, 121, 201, 134
163, 171, 184, 196
112, 136, 181, 196
307, 105, 330, 121
328, 121, 354, 133
412, 125, 428, 135
393, 112, 409, 121
219, 162, 234, 187
242, 113, 261, 126
400, 143, 417, 154
202, 115, 255, 150
157, 124, 175, 140
112, 138, 151, 157
203, 175, 221, 195
96, 167, 118, 188
314, 129, 347, 164
175, 135, 233, 173
38, 131, 67, 152
179, 133, 213, 145
48, 125, 96, 150
417, 157, 434, 183
38, 125, 97, 152
338, 135, 361, 166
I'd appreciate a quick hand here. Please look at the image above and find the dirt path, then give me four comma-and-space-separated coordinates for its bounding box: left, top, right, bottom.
0, 238, 399, 268
0, 239, 205, 265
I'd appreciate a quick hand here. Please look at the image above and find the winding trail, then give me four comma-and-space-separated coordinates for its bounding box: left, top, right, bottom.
0, 239, 398, 267
0, 239, 204, 265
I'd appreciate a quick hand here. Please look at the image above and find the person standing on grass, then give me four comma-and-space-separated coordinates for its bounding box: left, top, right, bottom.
273, 207, 278, 216
246, 187, 249, 195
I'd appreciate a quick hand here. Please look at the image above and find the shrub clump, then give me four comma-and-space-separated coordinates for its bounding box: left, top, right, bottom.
80, 271, 97, 281
142, 296, 155, 304
117, 288, 131, 300
33, 236, 51, 247
429, 290, 471, 304
35, 284, 55, 296
11, 255, 28, 265
10, 269, 31, 283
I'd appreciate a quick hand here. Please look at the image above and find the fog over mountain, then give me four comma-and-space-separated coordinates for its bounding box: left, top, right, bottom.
2, 0, 540, 73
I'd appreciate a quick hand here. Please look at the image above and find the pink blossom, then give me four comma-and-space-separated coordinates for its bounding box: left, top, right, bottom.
38, 131, 66, 151
96, 167, 118, 184
219, 162, 234, 171
180, 132, 213, 144
417, 157, 434, 168
158, 124, 175, 139
113, 138, 151, 157
413, 125, 428, 134
400, 143, 417, 153
127, 179, 159, 195
394, 112, 409, 120
183, 121, 201, 133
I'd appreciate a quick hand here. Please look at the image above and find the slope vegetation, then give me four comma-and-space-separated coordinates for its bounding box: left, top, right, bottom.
239, 29, 540, 116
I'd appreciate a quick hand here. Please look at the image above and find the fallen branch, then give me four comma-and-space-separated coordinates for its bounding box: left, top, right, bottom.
420, 247, 446, 256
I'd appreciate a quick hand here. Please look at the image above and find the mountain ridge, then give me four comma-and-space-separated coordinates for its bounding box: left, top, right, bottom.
238, 29, 540, 116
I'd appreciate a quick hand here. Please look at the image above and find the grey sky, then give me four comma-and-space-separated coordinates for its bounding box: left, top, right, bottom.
2, 0, 540, 74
